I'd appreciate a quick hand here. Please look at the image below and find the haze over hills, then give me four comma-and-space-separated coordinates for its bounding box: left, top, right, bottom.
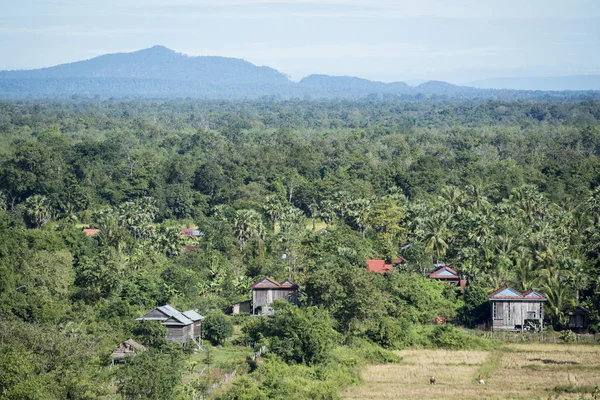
0, 46, 599, 100
467, 75, 600, 91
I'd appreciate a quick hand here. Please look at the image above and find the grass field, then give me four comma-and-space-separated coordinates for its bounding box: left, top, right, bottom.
342, 344, 600, 400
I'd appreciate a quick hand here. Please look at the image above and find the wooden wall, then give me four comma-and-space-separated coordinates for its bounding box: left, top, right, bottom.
252, 289, 297, 314
491, 300, 544, 331
165, 324, 193, 343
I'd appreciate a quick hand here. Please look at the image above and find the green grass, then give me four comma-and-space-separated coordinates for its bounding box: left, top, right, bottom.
188, 344, 252, 370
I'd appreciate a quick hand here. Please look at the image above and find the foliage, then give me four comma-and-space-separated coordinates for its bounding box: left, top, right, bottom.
243, 302, 337, 365
0, 98, 599, 398
133, 320, 168, 349
116, 349, 183, 400
203, 312, 234, 345
427, 324, 495, 350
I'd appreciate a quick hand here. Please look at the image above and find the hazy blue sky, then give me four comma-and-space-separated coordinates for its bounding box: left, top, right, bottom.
2, 0, 599, 83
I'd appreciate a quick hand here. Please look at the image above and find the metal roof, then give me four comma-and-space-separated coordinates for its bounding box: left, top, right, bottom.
137, 305, 194, 325
488, 286, 547, 301
182, 310, 204, 321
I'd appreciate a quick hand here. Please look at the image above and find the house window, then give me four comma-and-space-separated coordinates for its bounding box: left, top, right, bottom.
527, 311, 536, 319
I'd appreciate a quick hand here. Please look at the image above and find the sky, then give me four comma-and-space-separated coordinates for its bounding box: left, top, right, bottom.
1, 0, 599, 83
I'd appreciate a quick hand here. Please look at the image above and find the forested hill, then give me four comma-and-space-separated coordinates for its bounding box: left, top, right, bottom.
1, 46, 600, 100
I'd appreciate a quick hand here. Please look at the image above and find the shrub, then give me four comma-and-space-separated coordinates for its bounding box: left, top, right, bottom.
204, 312, 234, 345
428, 324, 494, 350
133, 320, 168, 349
243, 302, 337, 365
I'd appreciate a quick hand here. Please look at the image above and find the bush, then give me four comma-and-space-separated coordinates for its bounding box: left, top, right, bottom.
366, 317, 422, 349
243, 302, 337, 365
428, 324, 494, 350
204, 312, 234, 345
133, 320, 168, 349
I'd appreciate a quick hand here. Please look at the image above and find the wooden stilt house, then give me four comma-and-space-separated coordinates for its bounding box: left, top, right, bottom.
488, 286, 546, 331
251, 277, 298, 315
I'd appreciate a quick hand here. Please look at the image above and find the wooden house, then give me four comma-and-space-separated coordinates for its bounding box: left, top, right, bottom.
568, 306, 589, 333
136, 305, 204, 343
488, 287, 546, 331
427, 264, 467, 292
251, 277, 298, 315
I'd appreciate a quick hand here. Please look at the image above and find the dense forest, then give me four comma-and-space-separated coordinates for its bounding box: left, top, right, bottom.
1, 98, 599, 399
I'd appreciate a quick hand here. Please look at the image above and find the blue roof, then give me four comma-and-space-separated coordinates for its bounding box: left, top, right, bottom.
495, 287, 522, 297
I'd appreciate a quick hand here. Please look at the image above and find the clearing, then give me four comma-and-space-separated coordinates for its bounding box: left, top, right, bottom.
342, 344, 600, 400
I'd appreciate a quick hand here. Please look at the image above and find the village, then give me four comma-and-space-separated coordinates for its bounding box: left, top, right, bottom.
111, 253, 591, 363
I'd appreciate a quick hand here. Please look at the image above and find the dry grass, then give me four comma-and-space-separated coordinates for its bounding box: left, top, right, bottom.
342, 344, 600, 400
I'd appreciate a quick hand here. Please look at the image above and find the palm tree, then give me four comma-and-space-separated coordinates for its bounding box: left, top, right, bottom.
348, 198, 371, 239
234, 209, 265, 252
24, 195, 54, 228
263, 195, 283, 232
512, 258, 538, 292
279, 206, 305, 237
319, 200, 336, 226
464, 184, 489, 212
333, 191, 352, 217
419, 214, 451, 264
539, 267, 574, 327
439, 186, 463, 215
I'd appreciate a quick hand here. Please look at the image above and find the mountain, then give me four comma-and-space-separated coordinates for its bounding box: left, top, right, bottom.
1, 46, 599, 100
0, 45, 295, 99
467, 75, 600, 91
298, 74, 412, 98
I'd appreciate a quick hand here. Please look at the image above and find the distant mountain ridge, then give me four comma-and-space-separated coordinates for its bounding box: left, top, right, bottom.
467, 75, 600, 91
1, 46, 598, 100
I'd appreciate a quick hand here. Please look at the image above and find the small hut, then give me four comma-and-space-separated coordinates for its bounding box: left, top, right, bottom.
427, 264, 467, 292
488, 286, 546, 331
568, 306, 589, 333
251, 277, 298, 315
111, 339, 146, 365
136, 305, 204, 343
231, 300, 252, 315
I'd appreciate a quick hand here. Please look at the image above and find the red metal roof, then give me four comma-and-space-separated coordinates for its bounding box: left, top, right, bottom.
366, 260, 393, 273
